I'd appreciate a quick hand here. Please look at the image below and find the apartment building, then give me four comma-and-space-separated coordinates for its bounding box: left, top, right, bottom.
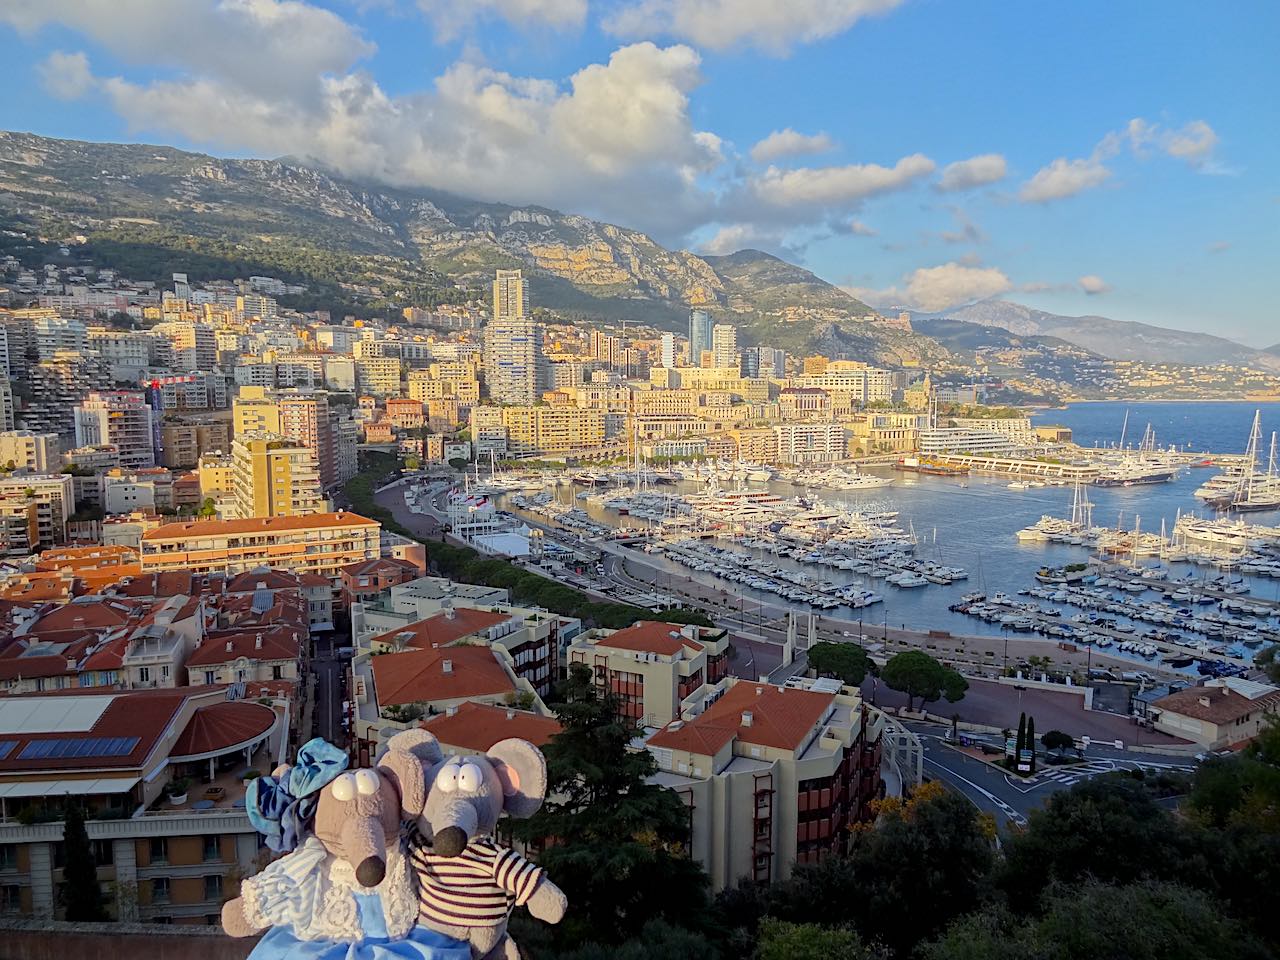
139, 512, 380, 581
74, 391, 156, 470
774, 423, 848, 464
0, 431, 61, 473
158, 418, 231, 470
23, 352, 112, 439
0, 496, 40, 557
567, 621, 731, 727
356, 356, 403, 397
0, 686, 281, 923
500, 406, 606, 454
385, 398, 425, 430
185, 625, 303, 687
0, 474, 75, 546
645, 677, 884, 890
229, 433, 324, 519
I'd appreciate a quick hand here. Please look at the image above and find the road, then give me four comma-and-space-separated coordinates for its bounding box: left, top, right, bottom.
310, 630, 347, 747
906, 720, 1196, 831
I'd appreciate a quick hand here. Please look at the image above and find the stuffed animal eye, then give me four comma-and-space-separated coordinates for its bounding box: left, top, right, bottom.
355, 769, 380, 796
331, 772, 357, 802
457, 763, 482, 793
436, 767, 459, 793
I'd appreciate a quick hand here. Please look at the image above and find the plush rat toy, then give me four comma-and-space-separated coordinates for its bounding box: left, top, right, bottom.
222, 737, 469, 960
395, 730, 567, 960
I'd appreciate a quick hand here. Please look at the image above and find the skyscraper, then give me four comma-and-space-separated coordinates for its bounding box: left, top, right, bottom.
711, 323, 738, 370
689, 309, 713, 368
484, 270, 546, 405
493, 269, 529, 321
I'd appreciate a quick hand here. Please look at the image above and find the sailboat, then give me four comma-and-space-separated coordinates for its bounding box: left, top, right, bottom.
1208, 413, 1280, 513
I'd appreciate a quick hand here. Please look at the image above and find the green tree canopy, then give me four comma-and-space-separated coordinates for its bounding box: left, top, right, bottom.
756, 919, 884, 960
921, 880, 1272, 960
807, 641, 878, 686
998, 775, 1208, 914
512, 663, 711, 951
880, 650, 968, 712
1041, 729, 1074, 754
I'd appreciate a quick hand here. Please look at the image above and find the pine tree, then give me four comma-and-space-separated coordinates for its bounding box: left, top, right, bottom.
513, 663, 711, 951
62, 805, 106, 921
1015, 712, 1027, 769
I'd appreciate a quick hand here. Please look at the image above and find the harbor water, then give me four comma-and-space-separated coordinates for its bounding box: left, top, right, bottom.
516, 402, 1280, 671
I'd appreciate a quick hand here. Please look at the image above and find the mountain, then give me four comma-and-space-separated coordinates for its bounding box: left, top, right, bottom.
932, 300, 1279, 371
0, 130, 945, 364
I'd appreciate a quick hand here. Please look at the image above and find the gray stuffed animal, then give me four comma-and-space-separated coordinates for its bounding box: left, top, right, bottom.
390, 729, 567, 960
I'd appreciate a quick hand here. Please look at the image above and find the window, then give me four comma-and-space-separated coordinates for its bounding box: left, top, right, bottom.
92, 839, 113, 866
0, 846, 15, 871
138, 667, 150, 683
204, 670, 216, 685
161, 665, 170, 680
152, 877, 170, 904
0, 885, 20, 913
272, 665, 284, 681
202, 836, 220, 863
149, 837, 168, 865
203, 874, 223, 901
151, 916, 172, 925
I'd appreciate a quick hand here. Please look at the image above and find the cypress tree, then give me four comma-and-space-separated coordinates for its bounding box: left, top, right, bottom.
1027, 715, 1037, 774
1015, 711, 1027, 767
62, 805, 107, 921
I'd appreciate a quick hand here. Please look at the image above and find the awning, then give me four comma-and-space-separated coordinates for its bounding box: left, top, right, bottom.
0, 776, 140, 798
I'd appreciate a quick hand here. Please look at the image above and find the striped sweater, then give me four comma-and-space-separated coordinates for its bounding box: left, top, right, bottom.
410, 837, 545, 928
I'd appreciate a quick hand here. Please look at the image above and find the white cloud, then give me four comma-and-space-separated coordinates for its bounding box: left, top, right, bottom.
29, 8, 720, 240
604, 0, 907, 55
936, 153, 1006, 192
700, 223, 784, 256
905, 262, 1012, 312
36, 50, 93, 100
847, 219, 877, 237
1078, 274, 1111, 295
415, 0, 587, 37
1019, 157, 1111, 203
749, 128, 835, 164
747, 153, 935, 209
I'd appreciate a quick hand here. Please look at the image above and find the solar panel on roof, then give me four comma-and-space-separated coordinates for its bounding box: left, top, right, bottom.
17, 736, 140, 761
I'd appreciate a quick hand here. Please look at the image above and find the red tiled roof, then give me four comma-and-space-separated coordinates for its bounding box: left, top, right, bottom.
372, 645, 515, 707
648, 680, 835, 754
224, 569, 304, 594
371, 608, 509, 651
142, 512, 377, 541
340, 557, 419, 580
422, 701, 560, 752
1154, 685, 1280, 725
595, 621, 702, 658
171, 701, 277, 757
0, 654, 74, 682
188, 626, 301, 666
0, 689, 192, 772
25, 600, 135, 633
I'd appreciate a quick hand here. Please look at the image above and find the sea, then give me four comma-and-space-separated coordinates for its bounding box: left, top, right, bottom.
536, 401, 1280, 670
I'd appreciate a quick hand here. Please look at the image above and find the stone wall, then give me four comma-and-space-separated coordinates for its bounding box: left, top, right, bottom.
0, 920, 258, 960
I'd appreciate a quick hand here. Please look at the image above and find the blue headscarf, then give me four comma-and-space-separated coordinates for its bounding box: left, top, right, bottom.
247, 738, 349, 852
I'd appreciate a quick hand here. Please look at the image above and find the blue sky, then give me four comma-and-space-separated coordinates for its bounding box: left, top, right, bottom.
1, 0, 1277, 344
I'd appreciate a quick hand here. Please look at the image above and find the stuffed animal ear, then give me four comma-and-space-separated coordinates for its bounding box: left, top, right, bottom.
487, 738, 547, 820
377, 730, 443, 818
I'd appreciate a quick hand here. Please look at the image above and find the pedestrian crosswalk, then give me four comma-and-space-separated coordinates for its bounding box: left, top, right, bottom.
1034, 760, 1118, 784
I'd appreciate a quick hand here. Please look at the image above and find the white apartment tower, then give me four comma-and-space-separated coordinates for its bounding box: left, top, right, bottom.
660, 332, 677, 368
711, 323, 738, 370
73, 390, 156, 470
484, 270, 545, 405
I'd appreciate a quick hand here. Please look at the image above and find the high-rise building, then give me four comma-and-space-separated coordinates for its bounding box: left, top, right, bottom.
484, 270, 546, 406
230, 433, 324, 519
73, 390, 155, 470
711, 323, 738, 370
660, 332, 677, 368
0, 380, 13, 432
689, 310, 713, 367
492, 269, 529, 321
32, 315, 88, 358
278, 392, 337, 490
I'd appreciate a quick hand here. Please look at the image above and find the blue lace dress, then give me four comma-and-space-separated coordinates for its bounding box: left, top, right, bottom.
238, 837, 470, 960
